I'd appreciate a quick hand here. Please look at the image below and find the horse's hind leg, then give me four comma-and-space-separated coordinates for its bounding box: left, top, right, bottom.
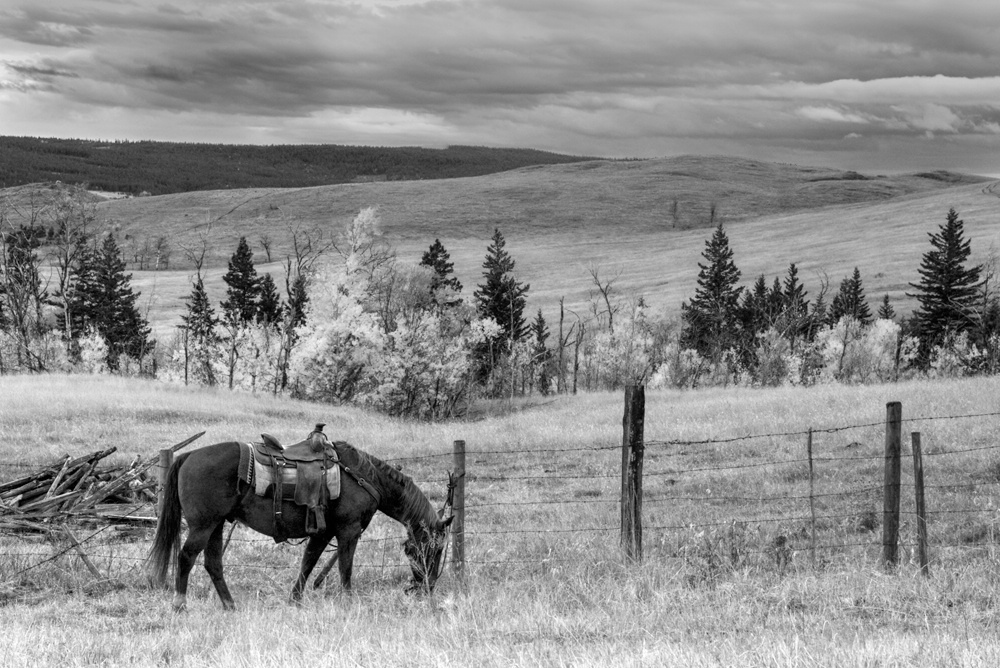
204, 521, 236, 611
173, 522, 221, 612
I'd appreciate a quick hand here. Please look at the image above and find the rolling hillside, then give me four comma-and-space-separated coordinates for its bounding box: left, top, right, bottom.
3, 155, 997, 338
0, 137, 594, 195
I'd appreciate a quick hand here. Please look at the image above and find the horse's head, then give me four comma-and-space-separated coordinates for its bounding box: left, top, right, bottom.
404, 472, 458, 593
403, 516, 453, 592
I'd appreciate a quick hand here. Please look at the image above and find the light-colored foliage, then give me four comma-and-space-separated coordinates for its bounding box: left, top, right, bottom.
290, 209, 482, 417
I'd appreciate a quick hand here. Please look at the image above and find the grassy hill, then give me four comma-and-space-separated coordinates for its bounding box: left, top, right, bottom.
3, 155, 996, 338
0, 136, 595, 195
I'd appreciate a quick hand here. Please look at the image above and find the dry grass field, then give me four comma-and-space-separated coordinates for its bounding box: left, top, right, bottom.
2, 373, 1000, 665
8, 156, 994, 340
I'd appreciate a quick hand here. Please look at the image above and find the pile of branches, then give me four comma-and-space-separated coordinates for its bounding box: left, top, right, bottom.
0, 432, 203, 532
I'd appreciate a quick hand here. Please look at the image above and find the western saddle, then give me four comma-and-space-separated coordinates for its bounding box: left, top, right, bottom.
253, 423, 340, 536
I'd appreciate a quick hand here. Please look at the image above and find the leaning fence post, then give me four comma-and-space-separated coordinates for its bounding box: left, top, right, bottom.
882, 401, 902, 570
911, 432, 929, 576
156, 448, 173, 517
621, 386, 644, 562
452, 439, 466, 581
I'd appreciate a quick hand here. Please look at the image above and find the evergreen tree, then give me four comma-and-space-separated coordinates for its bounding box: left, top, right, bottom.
680, 224, 743, 362
811, 288, 828, 332
286, 272, 309, 332
420, 238, 462, 305
475, 228, 530, 345
829, 267, 872, 326
530, 309, 553, 395
740, 274, 770, 335
907, 208, 983, 350
257, 273, 283, 325
780, 263, 811, 349
767, 277, 785, 319
878, 294, 895, 320
72, 234, 152, 370
736, 274, 770, 368
181, 276, 220, 385
221, 236, 261, 325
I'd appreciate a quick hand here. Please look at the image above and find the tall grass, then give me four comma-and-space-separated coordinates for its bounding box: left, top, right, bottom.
2, 373, 1000, 666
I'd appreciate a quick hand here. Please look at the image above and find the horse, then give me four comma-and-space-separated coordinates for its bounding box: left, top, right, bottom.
147, 435, 453, 611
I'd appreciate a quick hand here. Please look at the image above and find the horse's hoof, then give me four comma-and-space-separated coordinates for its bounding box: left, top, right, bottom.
172, 595, 187, 613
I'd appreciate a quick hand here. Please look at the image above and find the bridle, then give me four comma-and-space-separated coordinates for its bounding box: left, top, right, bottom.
406, 471, 458, 592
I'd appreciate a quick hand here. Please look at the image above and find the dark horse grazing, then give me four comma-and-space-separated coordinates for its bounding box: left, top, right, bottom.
147, 437, 453, 611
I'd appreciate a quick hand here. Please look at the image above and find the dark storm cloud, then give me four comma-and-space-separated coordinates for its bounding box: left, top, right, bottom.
0, 0, 998, 172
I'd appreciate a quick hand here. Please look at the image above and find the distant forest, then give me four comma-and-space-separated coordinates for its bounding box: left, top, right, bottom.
0, 136, 596, 196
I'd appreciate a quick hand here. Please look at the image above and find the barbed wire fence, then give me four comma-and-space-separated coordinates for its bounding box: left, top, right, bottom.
3, 388, 1000, 599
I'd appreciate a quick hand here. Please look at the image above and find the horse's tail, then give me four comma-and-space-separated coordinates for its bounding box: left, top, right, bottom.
146, 452, 191, 588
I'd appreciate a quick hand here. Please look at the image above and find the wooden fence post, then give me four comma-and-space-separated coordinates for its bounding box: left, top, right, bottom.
621, 386, 645, 562
882, 401, 902, 570
452, 439, 466, 580
156, 448, 173, 518
912, 431, 929, 576
807, 428, 816, 570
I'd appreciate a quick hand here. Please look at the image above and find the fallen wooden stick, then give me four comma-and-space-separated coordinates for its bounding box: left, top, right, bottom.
61, 526, 103, 580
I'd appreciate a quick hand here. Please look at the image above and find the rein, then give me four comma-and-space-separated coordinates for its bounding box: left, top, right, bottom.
338, 462, 382, 507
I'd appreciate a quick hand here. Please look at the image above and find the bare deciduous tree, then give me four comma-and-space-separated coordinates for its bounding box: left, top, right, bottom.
588, 263, 622, 335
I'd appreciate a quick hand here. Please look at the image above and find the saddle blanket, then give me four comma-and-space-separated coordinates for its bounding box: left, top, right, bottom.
238, 442, 341, 501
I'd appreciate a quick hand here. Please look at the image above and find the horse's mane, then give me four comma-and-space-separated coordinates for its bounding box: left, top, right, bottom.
337, 442, 434, 524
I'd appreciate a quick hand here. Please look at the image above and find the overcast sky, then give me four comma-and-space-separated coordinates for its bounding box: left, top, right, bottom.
2, 0, 999, 175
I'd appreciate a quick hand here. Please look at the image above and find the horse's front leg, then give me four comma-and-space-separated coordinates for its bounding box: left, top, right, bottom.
290, 533, 334, 604
336, 536, 360, 592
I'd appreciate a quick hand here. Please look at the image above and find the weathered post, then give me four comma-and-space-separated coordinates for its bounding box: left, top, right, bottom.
807, 428, 817, 569
156, 448, 173, 518
621, 386, 645, 562
912, 432, 929, 576
882, 401, 902, 570
452, 439, 466, 580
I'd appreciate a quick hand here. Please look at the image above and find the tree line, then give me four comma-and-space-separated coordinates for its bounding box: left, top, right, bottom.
0, 137, 593, 196
2, 182, 994, 417
676, 208, 994, 385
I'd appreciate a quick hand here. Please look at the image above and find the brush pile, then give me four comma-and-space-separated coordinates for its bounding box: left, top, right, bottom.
0, 432, 203, 533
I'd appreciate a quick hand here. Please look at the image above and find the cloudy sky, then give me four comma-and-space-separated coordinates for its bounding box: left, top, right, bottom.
2, 0, 999, 175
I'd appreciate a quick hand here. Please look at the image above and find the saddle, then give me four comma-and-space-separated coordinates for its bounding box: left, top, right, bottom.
251, 424, 340, 537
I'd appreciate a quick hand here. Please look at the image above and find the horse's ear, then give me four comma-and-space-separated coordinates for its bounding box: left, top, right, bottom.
440, 515, 454, 529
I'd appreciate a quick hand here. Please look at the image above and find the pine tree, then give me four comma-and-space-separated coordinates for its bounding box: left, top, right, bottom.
740, 274, 770, 335
680, 224, 743, 362
780, 263, 810, 349
420, 238, 462, 305
73, 234, 152, 370
829, 267, 872, 326
181, 276, 220, 385
286, 272, 309, 332
475, 228, 530, 345
907, 208, 983, 350
221, 236, 261, 325
530, 309, 553, 395
878, 294, 895, 320
257, 273, 283, 325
